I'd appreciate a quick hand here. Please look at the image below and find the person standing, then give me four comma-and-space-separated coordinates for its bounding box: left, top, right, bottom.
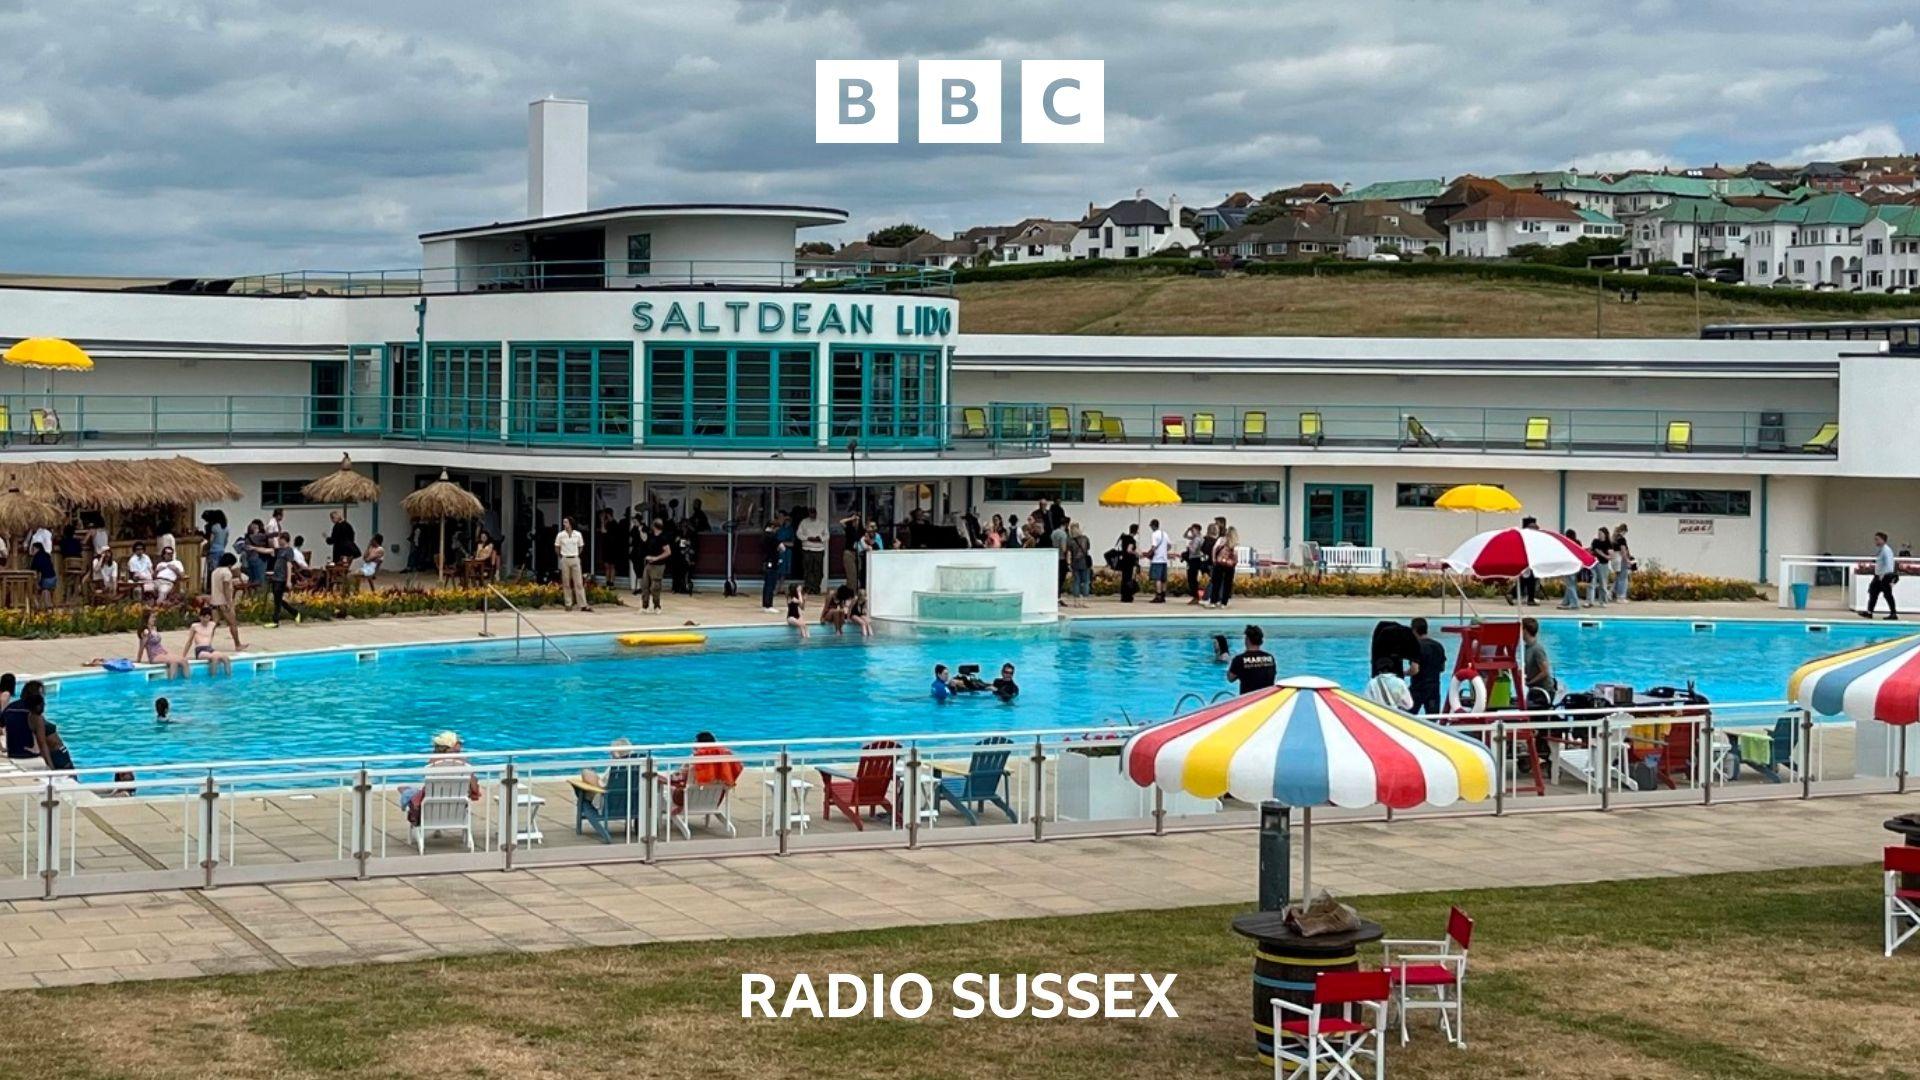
1516, 516, 1541, 606
761, 516, 795, 614
641, 519, 671, 612
1067, 521, 1093, 608
1207, 526, 1240, 608
1116, 523, 1140, 603
555, 516, 590, 612
207, 553, 247, 650
1559, 528, 1584, 609
797, 507, 828, 594
1147, 518, 1172, 603
322, 510, 356, 568
1409, 617, 1448, 715
242, 518, 271, 585
1183, 523, 1208, 605
839, 514, 865, 590
264, 507, 286, 541
1226, 625, 1277, 695
1586, 527, 1612, 608
625, 511, 647, 595
672, 518, 697, 595
1610, 523, 1633, 602
1050, 514, 1071, 597
595, 508, 619, 587
264, 534, 303, 628
1866, 530, 1900, 621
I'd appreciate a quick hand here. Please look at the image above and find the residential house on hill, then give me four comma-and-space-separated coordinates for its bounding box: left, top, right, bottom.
1201, 210, 1342, 261
1445, 190, 1613, 258
1192, 192, 1256, 235
1423, 175, 1509, 237
1862, 205, 1920, 291
1633, 200, 1763, 267
992, 218, 1078, 265
1267, 182, 1340, 205
1331, 178, 1447, 213
1740, 161, 1793, 183
1742, 192, 1871, 287
1798, 161, 1859, 193
1491, 171, 1620, 216
1071, 192, 1201, 259
1325, 199, 1445, 257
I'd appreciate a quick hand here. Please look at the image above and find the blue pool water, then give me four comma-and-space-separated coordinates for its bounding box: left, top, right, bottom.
35, 616, 1909, 771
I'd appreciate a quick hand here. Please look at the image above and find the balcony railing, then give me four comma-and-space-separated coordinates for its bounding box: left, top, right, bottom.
0, 394, 1044, 456
204, 259, 954, 297
1013, 402, 1840, 458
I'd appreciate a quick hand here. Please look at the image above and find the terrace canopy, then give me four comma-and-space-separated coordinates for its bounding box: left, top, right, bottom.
12, 456, 240, 513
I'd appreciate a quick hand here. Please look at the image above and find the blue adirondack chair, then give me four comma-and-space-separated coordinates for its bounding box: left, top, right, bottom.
930, 736, 1018, 825
1729, 716, 1797, 783
575, 762, 646, 842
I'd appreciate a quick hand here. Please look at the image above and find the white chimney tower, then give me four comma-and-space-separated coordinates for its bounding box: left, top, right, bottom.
528, 97, 589, 219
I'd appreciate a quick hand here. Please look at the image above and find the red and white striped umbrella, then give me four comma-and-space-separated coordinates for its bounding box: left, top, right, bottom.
1444, 526, 1595, 579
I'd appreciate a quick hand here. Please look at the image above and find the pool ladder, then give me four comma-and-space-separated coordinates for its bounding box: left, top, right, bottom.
1169, 689, 1239, 717
480, 585, 575, 661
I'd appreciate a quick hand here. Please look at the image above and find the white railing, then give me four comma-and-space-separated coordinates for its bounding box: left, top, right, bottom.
1, 702, 1906, 902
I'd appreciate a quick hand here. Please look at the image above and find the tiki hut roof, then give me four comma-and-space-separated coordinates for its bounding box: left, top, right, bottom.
401, 470, 484, 521
0, 476, 64, 536
302, 454, 381, 505
14, 457, 241, 512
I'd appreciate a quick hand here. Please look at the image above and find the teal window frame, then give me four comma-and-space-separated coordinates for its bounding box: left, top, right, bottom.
1636, 487, 1750, 516
508, 342, 633, 445
626, 233, 652, 276
424, 342, 503, 439
1176, 479, 1280, 505
1395, 481, 1503, 509
387, 342, 423, 434
644, 343, 817, 447
1304, 483, 1373, 545
260, 480, 316, 508
827, 345, 943, 449
345, 345, 385, 435
308, 360, 346, 433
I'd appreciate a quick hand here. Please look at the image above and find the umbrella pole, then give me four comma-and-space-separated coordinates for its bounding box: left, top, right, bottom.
1301, 806, 1313, 900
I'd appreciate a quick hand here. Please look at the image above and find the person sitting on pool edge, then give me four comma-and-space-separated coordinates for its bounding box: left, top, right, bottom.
992, 663, 1019, 702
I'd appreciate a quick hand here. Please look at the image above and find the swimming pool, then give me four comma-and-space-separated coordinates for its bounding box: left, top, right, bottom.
33, 616, 1907, 771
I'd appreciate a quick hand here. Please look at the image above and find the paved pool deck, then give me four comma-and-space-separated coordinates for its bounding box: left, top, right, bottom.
0, 791, 1906, 989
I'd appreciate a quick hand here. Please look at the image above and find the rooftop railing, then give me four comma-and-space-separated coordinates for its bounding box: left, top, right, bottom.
70, 259, 954, 298
1011, 401, 1841, 458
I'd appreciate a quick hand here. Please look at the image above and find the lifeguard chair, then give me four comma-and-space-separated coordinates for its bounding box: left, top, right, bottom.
1445, 621, 1521, 709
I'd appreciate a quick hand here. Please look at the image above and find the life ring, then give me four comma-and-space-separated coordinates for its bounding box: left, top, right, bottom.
616, 632, 707, 647
1448, 669, 1488, 714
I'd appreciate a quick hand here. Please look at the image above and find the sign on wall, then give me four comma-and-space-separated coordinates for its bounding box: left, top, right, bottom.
1678, 518, 1714, 535
1588, 492, 1627, 513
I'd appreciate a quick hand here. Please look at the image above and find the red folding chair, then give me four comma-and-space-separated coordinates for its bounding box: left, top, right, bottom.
817, 740, 899, 831
1383, 906, 1473, 1047
1270, 970, 1389, 1080
1887, 846, 1920, 957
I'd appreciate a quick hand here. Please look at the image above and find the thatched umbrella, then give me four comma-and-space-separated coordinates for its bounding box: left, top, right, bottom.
301, 454, 380, 508
0, 474, 63, 542
401, 470, 484, 580
15, 456, 240, 512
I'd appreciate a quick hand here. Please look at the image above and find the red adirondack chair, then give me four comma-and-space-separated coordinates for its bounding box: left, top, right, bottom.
817, 740, 899, 830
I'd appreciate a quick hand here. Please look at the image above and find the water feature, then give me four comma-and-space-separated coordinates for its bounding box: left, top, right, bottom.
912, 563, 1028, 624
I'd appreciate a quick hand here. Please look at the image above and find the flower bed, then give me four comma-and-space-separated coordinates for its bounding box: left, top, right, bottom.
0, 583, 623, 640
1087, 566, 1762, 603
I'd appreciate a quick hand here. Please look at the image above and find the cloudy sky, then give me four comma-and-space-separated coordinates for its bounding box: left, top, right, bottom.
2, 0, 1916, 274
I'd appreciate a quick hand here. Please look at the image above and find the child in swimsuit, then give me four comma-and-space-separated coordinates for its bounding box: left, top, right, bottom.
786, 583, 809, 640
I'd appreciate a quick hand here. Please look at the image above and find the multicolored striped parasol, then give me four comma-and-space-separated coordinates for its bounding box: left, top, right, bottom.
1789, 633, 1920, 726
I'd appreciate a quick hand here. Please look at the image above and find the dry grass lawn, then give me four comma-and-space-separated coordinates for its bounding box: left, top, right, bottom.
4, 865, 1916, 1079
957, 272, 1920, 338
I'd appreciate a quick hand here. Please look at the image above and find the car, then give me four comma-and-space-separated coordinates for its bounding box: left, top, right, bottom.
1705, 268, 1742, 284
1367, 252, 1401, 262
1649, 265, 1690, 276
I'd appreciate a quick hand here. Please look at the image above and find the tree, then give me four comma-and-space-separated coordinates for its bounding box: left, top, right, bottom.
867, 223, 932, 247
1245, 203, 1289, 226
796, 241, 834, 256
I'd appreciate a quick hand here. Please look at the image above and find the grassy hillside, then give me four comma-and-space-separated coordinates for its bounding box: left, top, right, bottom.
956, 268, 1920, 337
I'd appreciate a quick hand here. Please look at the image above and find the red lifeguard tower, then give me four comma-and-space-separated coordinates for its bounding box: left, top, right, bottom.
1441, 620, 1521, 709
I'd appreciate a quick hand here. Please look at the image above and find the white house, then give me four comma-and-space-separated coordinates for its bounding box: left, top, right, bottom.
1744, 193, 1871, 287
1070, 192, 1201, 259
1444, 191, 1594, 258
1632, 201, 1761, 267
993, 218, 1078, 265
1862, 206, 1920, 292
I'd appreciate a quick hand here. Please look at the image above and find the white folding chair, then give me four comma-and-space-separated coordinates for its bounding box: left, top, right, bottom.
1271, 970, 1389, 1080
1887, 846, 1920, 958
672, 779, 737, 839
411, 770, 475, 853
1384, 906, 1473, 1046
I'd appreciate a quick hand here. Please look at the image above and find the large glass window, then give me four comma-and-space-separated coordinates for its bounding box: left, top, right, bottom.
626, 233, 651, 276
1637, 488, 1751, 516
645, 344, 816, 444
1177, 479, 1281, 505
509, 343, 632, 443
1305, 484, 1372, 545
828, 346, 942, 446
983, 478, 1085, 502
425, 343, 502, 437
347, 345, 384, 433
1396, 481, 1502, 509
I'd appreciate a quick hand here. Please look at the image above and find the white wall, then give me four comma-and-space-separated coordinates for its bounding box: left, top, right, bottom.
866, 548, 1060, 622
602, 216, 804, 286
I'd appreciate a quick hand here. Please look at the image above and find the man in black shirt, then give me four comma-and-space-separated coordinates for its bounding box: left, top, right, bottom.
1410, 617, 1449, 715
1226, 625, 1277, 695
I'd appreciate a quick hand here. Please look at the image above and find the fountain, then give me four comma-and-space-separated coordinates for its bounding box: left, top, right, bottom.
913, 563, 1026, 624
866, 549, 1061, 628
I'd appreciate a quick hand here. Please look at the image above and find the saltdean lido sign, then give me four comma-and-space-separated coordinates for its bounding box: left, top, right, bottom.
632, 299, 953, 339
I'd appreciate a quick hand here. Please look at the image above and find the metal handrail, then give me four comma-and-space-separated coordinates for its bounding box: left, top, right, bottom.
481, 585, 573, 661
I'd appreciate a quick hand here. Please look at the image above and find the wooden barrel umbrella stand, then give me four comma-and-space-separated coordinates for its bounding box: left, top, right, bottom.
1231, 913, 1384, 1066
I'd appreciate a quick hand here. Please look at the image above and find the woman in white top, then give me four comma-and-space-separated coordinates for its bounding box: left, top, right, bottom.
93, 549, 118, 596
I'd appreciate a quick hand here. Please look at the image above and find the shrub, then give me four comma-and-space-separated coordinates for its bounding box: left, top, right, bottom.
0, 582, 622, 641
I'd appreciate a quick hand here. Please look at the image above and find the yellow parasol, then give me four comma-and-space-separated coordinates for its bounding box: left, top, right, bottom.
1097, 477, 1182, 507
3, 338, 93, 372
1433, 484, 1520, 513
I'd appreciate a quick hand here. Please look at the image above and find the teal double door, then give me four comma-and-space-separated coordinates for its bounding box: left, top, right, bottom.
1304, 483, 1371, 546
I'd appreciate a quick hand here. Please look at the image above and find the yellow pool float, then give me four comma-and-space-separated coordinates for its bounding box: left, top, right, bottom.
617, 632, 707, 647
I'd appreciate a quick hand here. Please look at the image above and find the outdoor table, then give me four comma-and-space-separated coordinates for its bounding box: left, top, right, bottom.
1887, 814, 1920, 892
1230, 912, 1383, 1066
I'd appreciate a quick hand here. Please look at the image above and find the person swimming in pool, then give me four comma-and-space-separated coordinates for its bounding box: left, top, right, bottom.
930, 663, 957, 701
991, 662, 1020, 702
1212, 633, 1231, 663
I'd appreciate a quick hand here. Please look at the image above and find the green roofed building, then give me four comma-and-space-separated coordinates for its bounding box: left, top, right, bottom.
1863, 204, 1920, 291
1331, 178, 1448, 210
1633, 199, 1765, 266
1743, 191, 1871, 287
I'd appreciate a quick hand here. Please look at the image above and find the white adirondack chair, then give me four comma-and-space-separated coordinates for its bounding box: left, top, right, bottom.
670, 779, 737, 840
411, 769, 475, 853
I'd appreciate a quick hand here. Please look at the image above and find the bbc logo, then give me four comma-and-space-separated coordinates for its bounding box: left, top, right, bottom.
815, 60, 1104, 145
